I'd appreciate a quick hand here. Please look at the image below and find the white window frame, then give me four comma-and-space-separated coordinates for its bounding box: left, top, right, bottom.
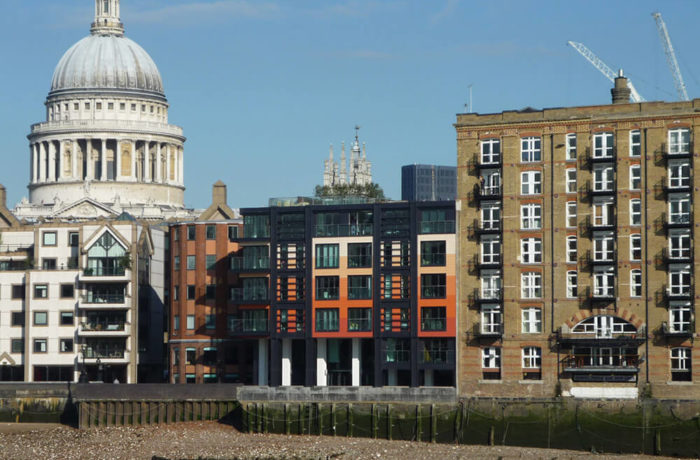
669, 303, 692, 333
566, 133, 577, 160
482, 170, 501, 197
520, 203, 542, 230
566, 271, 578, 298
481, 305, 502, 334
593, 200, 615, 227
521, 137, 541, 162
481, 236, 501, 264
630, 269, 642, 297
592, 132, 614, 159
669, 195, 691, 224
480, 138, 501, 165
480, 270, 501, 300
630, 199, 641, 226
593, 269, 615, 298
520, 237, 542, 264
521, 308, 542, 333
629, 130, 641, 157
669, 266, 691, 296
593, 235, 614, 262
593, 165, 614, 192
566, 168, 577, 193
566, 236, 577, 263
482, 347, 501, 369
630, 233, 642, 261
629, 165, 641, 190
668, 128, 690, 155
521, 272, 542, 299
669, 230, 691, 260
481, 204, 501, 231
671, 347, 691, 371
566, 201, 577, 228
522, 347, 541, 369
521, 171, 542, 195
668, 161, 690, 189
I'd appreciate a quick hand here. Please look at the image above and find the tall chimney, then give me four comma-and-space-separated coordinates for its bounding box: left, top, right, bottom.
611, 69, 631, 104
0, 184, 7, 209
212, 180, 227, 206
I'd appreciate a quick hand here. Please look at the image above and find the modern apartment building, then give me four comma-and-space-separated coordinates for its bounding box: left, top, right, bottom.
402, 165, 457, 201
456, 75, 700, 399
168, 200, 456, 387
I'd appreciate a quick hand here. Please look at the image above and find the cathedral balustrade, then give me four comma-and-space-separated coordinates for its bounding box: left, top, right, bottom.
30, 119, 183, 137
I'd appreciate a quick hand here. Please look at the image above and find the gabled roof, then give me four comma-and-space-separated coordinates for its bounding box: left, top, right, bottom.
53, 198, 120, 219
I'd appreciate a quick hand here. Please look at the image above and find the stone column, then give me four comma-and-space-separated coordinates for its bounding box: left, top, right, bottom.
71, 140, 78, 180
281, 338, 292, 386
165, 145, 171, 184
39, 142, 47, 182
316, 338, 327, 386
101, 139, 107, 180
143, 141, 151, 182
155, 143, 162, 183
131, 140, 137, 182
178, 148, 184, 185
58, 140, 64, 180
31, 144, 38, 183
351, 338, 361, 386
257, 339, 268, 386
116, 139, 122, 181
86, 140, 94, 180
48, 141, 56, 182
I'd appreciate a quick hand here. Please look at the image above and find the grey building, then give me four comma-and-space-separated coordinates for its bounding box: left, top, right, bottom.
401, 165, 457, 201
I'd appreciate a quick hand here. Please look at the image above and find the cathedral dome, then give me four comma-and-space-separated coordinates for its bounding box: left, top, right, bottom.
50, 34, 164, 99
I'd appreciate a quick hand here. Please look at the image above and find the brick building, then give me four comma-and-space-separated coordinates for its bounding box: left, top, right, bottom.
456, 76, 700, 399
169, 199, 456, 386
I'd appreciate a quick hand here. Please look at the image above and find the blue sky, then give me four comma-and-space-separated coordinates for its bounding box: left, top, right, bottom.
1, 0, 699, 209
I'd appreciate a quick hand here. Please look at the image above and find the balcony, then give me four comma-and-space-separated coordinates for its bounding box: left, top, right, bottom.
661, 320, 694, 338
582, 215, 616, 234
662, 284, 693, 301
81, 344, 127, 360
230, 287, 269, 304
472, 253, 502, 271
473, 218, 501, 235
79, 293, 127, 309
587, 147, 616, 165
580, 181, 616, 199
470, 288, 503, 306
665, 212, 693, 229
228, 317, 269, 335
474, 322, 503, 338
661, 247, 693, 265
473, 153, 502, 170
315, 223, 373, 238
420, 220, 455, 234
229, 256, 270, 272
418, 348, 455, 365
80, 266, 127, 282
557, 327, 646, 347
79, 321, 128, 337
660, 177, 692, 195
662, 141, 693, 160
586, 249, 616, 267
561, 353, 640, 382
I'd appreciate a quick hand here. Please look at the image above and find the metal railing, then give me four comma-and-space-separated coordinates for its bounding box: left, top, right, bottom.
314, 223, 373, 237
81, 294, 126, 304
83, 267, 126, 276
80, 321, 126, 332
230, 287, 269, 302
230, 256, 270, 271
228, 318, 268, 333
420, 221, 455, 234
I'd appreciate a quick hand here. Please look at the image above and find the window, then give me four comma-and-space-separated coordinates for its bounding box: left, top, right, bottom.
481, 170, 501, 197
34, 284, 48, 299
520, 238, 542, 264
60, 339, 73, 353
630, 269, 642, 297
481, 271, 501, 300
421, 241, 446, 266
348, 275, 372, 299
11, 312, 24, 327
566, 168, 577, 193
482, 204, 501, 231
206, 225, 216, 240
185, 347, 196, 364
186, 315, 195, 330
522, 308, 542, 333
205, 314, 216, 329
120, 102, 125, 111
96, 102, 102, 110
669, 303, 692, 333
671, 347, 691, 381
186, 285, 195, 300
348, 308, 371, 331
630, 199, 641, 226
316, 309, 339, 332
174, 256, 180, 271
566, 236, 577, 263
566, 201, 577, 228
130, 103, 136, 111
521, 171, 542, 195
668, 128, 690, 155
348, 243, 371, 268
421, 274, 446, 298
482, 347, 501, 369
206, 255, 216, 270
669, 195, 691, 224
41, 258, 56, 270
69, 232, 79, 247
630, 234, 642, 261
593, 200, 615, 227
592, 132, 614, 158
228, 225, 239, 240
520, 204, 541, 230
205, 284, 216, 300
173, 286, 179, 301
668, 161, 690, 189
12, 285, 25, 300
669, 231, 691, 260
34, 339, 47, 353
521, 272, 541, 299
74, 102, 79, 111
42, 231, 56, 246
593, 269, 615, 297
521, 136, 541, 162
316, 276, 339, 300
315, 244, 339, 269
33, 311, 48, 326
593, 166, 614, 191
566, 133, 577, 160
480, 305, 502, 334
59, 311, 73, 326
421, 307, 446, 331
481, 236, 501, 264
85, 102, 90, 110
593, 235, 614, 262
480, 138, 501, 164
186, 255, 196, 270
11, 339, 23, 353
187, 226, 196, 240
522, 347, 541, 369
60, 284, 74, 298
629, 130, 641, 157
173, 315, 180, 331
629, 165, 641, 190
567, 271, 578, 298
669, 266, 691, 296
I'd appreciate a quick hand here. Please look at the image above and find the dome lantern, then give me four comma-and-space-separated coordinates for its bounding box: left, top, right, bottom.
91, 0, 124, 37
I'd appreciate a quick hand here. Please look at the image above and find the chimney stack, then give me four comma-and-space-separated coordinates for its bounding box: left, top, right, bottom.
212, 180, 227, 206
611, 69, 631, 104
0, 184, 6, 209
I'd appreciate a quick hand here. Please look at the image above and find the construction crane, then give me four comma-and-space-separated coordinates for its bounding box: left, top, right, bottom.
652, 12, 689, 101
567, 41, 645, 102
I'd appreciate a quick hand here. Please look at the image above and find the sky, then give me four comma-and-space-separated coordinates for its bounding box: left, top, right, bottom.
1, 0, 700, 209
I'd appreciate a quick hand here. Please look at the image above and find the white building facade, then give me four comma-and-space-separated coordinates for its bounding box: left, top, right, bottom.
322, 127, 373, 187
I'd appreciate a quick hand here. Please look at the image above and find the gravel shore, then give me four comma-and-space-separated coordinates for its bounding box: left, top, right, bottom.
0, 422, 681, 460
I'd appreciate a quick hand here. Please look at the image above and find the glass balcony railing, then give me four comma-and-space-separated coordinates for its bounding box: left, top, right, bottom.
83, 267, 125, 276
230, 287, 269, 302
81, 321, 125, 332
315, 223, 373, 237
230, 257, 270, 271
420, 221, 455, 234
228, 318, 268, 333
82, 294, 125, 304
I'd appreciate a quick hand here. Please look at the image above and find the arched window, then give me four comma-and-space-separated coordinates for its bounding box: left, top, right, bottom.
87, 232, 127, 276
104, 0, 110, 15
571, 315, 636, 338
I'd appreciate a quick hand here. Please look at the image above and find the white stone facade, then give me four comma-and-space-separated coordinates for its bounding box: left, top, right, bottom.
323, 127, 373, 187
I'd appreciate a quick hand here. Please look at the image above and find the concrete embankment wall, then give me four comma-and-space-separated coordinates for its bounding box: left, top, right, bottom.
2, 383, 700, 457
